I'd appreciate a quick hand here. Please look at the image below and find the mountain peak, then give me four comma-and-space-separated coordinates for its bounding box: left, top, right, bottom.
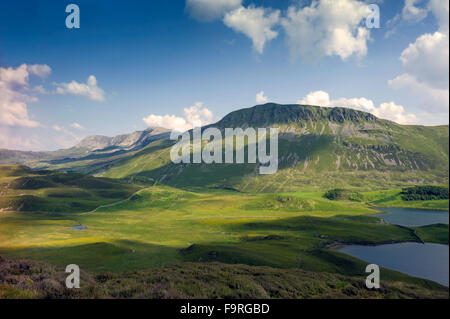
213, 103, 380, 129
144, 126, 171, 133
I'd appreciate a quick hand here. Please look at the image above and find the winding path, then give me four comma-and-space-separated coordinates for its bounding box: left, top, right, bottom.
79, 187, 152, 215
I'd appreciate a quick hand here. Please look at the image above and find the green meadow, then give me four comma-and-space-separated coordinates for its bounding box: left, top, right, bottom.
1, 168, 448, 294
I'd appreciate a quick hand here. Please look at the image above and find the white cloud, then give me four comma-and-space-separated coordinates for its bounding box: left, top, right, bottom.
372, 102, 418, 125
27, 64, 52, 78
183, 102, 214, 127
389, 73, 449, 112
387, 0, 449, 38
400, 0, 449, 31
429, 0, 449, 32
143, 102, 214, 132
0, 64, 49, 128
186, 0, 242, 22
297, 90, 418, 125
52, 125, 62, 131
402, 0, 428, 22
399, 31, 449, 89
70, 122, 86, 130
298, 90, 331, 107
223, 5, 280, 54
389, 0, 449, 115
143, 114, 191, 132
0, 64, 29, 85
256, 91, 269, 104
55, 75, 106, 102
281, 0, 371, 61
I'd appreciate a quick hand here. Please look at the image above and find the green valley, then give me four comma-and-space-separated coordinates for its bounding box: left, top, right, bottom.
0, 104, 448, 299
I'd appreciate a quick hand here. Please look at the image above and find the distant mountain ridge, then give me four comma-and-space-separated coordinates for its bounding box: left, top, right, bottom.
0, 127, 170, 165
75, 126, 170, 151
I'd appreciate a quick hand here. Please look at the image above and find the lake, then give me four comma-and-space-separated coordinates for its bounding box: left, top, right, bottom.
373, 207, 449, 227
337, 242, 449, 286
337, 207, 449, 286
72, 225, 88, 230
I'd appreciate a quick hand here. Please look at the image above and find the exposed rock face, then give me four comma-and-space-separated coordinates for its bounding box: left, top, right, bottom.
213, 103, 380, 129
75, 127, 170, 151
75, 135, 111, 150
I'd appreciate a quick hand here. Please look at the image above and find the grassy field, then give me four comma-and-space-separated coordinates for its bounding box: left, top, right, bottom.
0, 182, 448, 290
0, 165, 448, 297
361, 188, 449, 210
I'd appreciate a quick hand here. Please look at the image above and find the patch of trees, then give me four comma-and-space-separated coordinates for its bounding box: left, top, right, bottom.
401, 186, 449, 201
323, 189, 363, 202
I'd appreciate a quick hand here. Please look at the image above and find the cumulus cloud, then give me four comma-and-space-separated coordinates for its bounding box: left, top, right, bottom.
27, 64, 52, 79
55, 75, 106, 102
429, 0, 449, 32
398, 31, 449, 89
0, 64, 50, 128
256, 91, 269, 104
389, 0, 449, 115
224, 5, 280, 54
372, 102, 418, 125
298, 90, 331, 107
297, 90, 418, 125
186, 0, 242, 22
281, 0, 371, 61
188, 0, 375, 59
400, 0, 449, 30
143, 102, 214, 132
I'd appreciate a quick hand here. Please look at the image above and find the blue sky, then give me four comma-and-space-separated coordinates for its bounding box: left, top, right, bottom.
0, 0, 448, 151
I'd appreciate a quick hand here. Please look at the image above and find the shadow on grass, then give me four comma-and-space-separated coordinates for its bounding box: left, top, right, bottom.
0, 240, 182, 273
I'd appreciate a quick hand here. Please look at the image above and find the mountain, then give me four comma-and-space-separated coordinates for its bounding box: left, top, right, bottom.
1, 104, 448, 191
74, 126, 170, 151
0, 149, 50, 165
0, 127, 170, 166
99, 104, 449, 191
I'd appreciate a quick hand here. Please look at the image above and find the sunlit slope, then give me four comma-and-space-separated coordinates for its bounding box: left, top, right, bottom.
101, 104, 449, 191
1, 185, 447, 292
0, 165, 141, 213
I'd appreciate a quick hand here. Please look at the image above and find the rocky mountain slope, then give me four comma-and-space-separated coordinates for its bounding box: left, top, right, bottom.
74, 126, 170, 151
101, 104, 449, 191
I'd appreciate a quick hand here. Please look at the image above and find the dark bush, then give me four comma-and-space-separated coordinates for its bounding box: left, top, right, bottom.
323, 189, 363, 202
401, 186, 449, 201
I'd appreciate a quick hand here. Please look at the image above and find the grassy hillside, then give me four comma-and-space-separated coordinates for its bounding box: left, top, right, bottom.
361, 188, 449, 210
0, 165, 143, 213
1, 257, 446, 299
